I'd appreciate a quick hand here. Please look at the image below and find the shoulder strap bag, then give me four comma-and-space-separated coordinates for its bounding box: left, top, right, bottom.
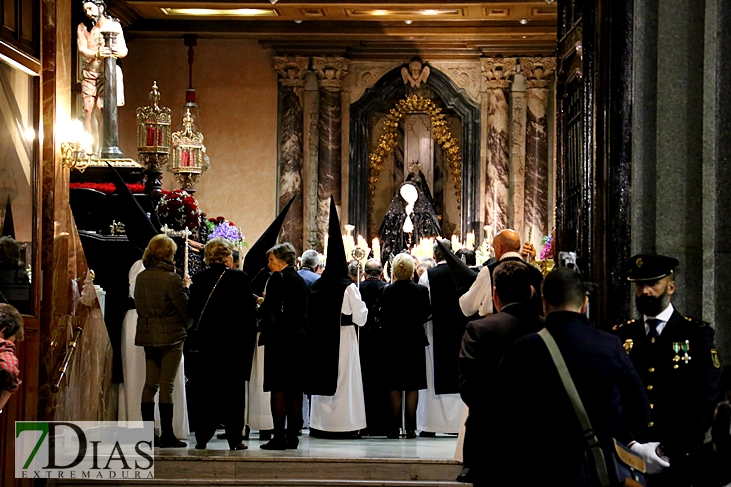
185, 269, 226, 353
538, 328, 647, 487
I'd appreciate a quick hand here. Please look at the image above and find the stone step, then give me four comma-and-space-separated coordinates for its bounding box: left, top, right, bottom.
153, 457, 462, 482
54, 480, 466, 487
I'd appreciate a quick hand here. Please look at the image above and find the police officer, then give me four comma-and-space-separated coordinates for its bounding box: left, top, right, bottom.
613, 254, 721, 487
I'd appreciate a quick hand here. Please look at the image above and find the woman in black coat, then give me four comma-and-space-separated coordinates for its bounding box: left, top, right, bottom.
188, 238, 257, 450
256, 242, 309, 450
375, 252, 431, 439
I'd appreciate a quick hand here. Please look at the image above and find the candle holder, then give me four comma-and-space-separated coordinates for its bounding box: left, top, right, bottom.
136, 81, 172, 196
170, 108, 208, 194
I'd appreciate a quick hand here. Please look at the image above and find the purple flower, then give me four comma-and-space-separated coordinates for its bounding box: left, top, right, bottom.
210, 221, 243, 242
540, 234, 554, 260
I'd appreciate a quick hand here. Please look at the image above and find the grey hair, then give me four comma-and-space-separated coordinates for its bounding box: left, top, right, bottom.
300, 249, 321, 269
348, 260, 360, 278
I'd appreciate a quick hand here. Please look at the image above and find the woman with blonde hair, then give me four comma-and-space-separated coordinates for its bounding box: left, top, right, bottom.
188, 237, 257, 450
135, 234, 192, 448
374, 252, 431, 439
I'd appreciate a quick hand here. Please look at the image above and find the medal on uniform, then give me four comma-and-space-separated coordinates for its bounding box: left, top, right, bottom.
682, 340, 691, 364
623, 339, 634, 354
672, 342, 681, 364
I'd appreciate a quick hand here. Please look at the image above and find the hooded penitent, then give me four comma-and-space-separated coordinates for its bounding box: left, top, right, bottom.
242, 195, 296, 294
436, 238, 477, 297
307, 196, 354, 396
2, 196, 15, 239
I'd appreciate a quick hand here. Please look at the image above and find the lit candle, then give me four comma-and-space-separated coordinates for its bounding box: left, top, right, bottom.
466, 231, 475, 250
181, 149, 190, 167
372, 238, 380, 261
451, 234, 462, 252
146, 125, 156, 146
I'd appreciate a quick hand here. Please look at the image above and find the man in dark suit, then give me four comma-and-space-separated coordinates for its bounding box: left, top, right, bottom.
492, 267, 650, 487
486, 229, 544, 315
359, 259, 389, 435
613, 254, 721, 487
458, 260, 544, 484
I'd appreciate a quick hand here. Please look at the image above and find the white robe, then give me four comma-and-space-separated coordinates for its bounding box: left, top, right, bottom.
459, 266, 493, 317
118, 260, 189, 438
310, 283, 368, 432
247, 332, 273, 431
417, 267, 465, 434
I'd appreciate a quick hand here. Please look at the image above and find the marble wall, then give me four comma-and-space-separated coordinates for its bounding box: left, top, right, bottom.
118, 39, 279, 253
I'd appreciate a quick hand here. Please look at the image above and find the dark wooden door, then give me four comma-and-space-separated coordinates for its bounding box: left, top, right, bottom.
555, 0, 634, 328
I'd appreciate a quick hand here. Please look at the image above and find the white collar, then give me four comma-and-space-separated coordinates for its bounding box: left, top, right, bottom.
644, 302, 674, 323
500, 251, 523, 260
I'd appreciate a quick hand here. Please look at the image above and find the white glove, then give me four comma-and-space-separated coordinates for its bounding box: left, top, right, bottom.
630, 442, 670, 474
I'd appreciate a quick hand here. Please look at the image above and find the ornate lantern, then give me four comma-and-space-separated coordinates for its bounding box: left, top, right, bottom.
170, 108, 208, 194
136, 81, 172, 195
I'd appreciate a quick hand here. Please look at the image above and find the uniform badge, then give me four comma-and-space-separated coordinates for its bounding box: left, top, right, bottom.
712, 349, 721, 369
672, 342, 681, 365
636, 258, 644, 268
623, 339, 634, 354
682, 340, 691, 364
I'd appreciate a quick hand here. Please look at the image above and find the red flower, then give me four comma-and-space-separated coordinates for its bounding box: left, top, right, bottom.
228, 221, 235, 226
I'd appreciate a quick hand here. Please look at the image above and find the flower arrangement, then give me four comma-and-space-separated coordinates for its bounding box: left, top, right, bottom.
206, 216, 246, 247
69, 182, 146, 194
540, 234, 554, 260
156, 189, 201, 231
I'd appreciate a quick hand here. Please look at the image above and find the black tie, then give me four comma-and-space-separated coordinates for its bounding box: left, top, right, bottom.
646, 318, 661, 344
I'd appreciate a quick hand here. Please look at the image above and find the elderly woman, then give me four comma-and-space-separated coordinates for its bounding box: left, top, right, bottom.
257, 242, 309, 450
135, 234, 192, 448
374, 252, 431, 439
188, 238, 257, 450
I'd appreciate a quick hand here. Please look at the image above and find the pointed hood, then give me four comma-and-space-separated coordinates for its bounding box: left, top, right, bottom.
2, 196, 15, 239
436, 238, 477, 295
105, 162, 160, 252
242, 195, 296, 277
320, 196, 349, 282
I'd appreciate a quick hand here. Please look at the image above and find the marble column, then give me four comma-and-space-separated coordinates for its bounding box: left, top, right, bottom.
302, 72, 320, 251
481, 58, 517, 240
274, 56, 309, 254
509, 73, 527, 239
522, 57, 556, 248
313, 56, 349, 252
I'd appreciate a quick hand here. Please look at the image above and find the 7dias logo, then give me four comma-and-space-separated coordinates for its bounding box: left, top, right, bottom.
15, 421, 155, 479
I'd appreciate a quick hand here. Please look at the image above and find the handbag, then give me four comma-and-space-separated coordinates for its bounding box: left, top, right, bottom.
185, 269, 226, 353
538, 328, 647, 487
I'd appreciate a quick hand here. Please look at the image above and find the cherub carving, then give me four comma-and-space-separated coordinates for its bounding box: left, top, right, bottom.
401, 58, 430, 88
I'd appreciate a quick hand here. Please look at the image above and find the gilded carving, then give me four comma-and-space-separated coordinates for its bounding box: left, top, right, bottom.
274, 56, 309, 87
521, 57, 557, 89
481, 58, 518, 90
368, 95, 463, 224
312, 56, 350, 91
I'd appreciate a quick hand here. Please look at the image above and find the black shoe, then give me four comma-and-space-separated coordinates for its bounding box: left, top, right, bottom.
230, 442, 248, 451
217, 433, 228, 440
286, 436, 299, 449
159, 403, 187, 448
387, 430, 401, 439
260, 437, 287, 450
419, 431, 436, 438
195, 443, 207, 450
406, 430, 417, 439
260, 430, 272, 441
456, 467, 474, 483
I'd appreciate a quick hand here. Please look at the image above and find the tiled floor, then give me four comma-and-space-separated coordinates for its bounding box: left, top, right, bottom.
154, 430, 460, 461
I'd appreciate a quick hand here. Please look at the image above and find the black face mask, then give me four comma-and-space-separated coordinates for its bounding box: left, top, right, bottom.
635, 289, 669, 317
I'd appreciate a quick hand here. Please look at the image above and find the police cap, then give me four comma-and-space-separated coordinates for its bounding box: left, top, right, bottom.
624, 254, 679, 282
